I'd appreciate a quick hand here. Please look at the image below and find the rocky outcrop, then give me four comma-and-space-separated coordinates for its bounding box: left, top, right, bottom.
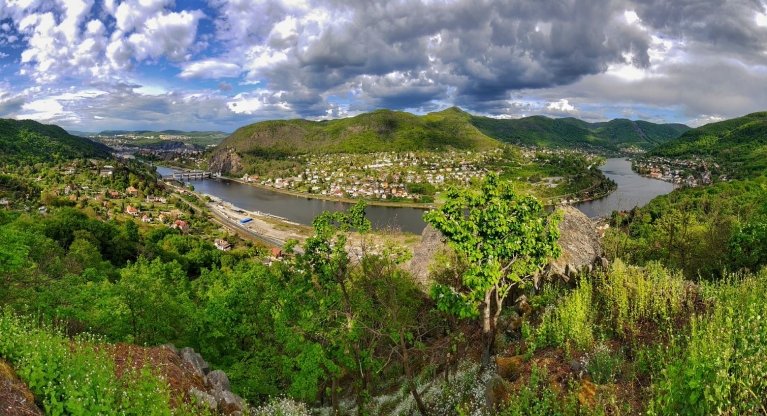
404, 225, 444, 286
0, 359, 43, 416
539, 205, 603, 286
208, 148, 244, 176
167, 345, 248, 415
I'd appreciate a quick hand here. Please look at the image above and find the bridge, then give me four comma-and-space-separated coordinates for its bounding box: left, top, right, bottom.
161, 170, 212, 181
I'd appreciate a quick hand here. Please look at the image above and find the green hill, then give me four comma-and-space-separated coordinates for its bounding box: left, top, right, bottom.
650, 111, 767, 178
470, 115, 689, 151
209, 107, 501, 174
0, 119, 111, 165
469, 115, 618, 151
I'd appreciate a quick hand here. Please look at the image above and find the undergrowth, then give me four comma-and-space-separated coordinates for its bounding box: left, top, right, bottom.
0, 309, 202, 416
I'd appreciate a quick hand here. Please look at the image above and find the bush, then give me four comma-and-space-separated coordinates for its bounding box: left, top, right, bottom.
0, 309, 195, 416
648, 269, 767, 414
536, 279, 594, 353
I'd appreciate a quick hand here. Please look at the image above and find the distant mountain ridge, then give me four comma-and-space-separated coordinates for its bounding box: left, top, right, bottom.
0, 118, 111, 164
470, 114, 690, 151
86, 129, 228, 148
650, 111, 767, 179
209, 107, 691, 175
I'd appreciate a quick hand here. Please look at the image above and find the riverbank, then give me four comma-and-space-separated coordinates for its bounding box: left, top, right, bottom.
226, 176, 437, 209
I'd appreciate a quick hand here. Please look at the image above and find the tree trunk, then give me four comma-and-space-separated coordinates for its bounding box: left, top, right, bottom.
331, 376, 340, 415
401, 330, 429, 416
481, 288, 493, 370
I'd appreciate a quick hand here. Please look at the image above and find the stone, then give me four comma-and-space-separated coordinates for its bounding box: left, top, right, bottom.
495, 355, 525, 381
403, 225, 445, 286
214, 389, 246, 414
181, 347, 210, 377
162, 343, 179, 356
543, 206, 603, 283
190, 387, 217, 412
484, 375, 511, 411
597, 256, 609, 270
206, 369, 231, 392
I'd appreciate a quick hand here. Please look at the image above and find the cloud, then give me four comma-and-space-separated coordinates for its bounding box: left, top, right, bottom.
180, 60, 241, 79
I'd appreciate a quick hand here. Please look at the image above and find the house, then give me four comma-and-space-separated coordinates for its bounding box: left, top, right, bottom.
270, 247, 283, 259
126, 186, 138, 196
146, 195, 155, 203
110, 191, 120, 198
172, 219, 189, 235
141, 215, 152, 223
214, 239, 232, 251
38, 206, 47, 213
125, 205, 139, 216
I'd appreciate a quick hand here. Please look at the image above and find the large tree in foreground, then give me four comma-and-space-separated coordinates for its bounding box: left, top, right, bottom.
424, 172, 561, 368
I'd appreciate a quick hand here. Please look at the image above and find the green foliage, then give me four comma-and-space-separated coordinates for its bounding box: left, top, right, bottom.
728, 217, 767, 273
498, 365, 580, 416
648, 269, 767, 415
426, 172, 561, 366
471, 115, 689, 152
536, 279, 594, 353
0, 118, 110, 165
650, 111, 767, 179
584, 343, 623, 385
0, 309, 192, 416
595, 260, 689, 337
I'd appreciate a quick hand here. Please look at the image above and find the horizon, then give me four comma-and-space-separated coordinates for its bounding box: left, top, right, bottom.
2, 1, 767, 132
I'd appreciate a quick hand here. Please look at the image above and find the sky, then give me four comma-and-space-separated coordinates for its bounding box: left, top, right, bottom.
1, 0, 767, 133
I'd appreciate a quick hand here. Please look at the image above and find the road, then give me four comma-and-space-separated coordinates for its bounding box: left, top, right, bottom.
172, 191, 303, 252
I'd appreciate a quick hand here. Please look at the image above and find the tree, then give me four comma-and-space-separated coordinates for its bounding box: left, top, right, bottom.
424, 172, 560, 369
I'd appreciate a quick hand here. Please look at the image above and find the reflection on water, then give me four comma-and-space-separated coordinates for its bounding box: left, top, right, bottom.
575, 158, 675, 218
156, 166, 429, 234
157, 158, 674, 235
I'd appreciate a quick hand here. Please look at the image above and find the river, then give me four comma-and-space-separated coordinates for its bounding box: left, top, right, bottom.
575, 158, 675, 218
156, 158, 673, 234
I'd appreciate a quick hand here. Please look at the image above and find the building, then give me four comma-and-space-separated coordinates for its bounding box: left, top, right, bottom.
125, 205, 139, 216
214, 239, 232, 251
270, 247, 283, 260
126, 186, 138, 196
172, 219, 189, 235
141, 215, 152, 223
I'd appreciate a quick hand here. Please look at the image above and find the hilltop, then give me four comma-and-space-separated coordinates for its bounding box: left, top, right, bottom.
470, 114, 689, 151
86, 129, 228, 148
0, 118, 111, 165
208, 107, 500, 175
649, 111, 767, 179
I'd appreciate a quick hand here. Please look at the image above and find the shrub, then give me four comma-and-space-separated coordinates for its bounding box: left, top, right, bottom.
0, 309, 194, 415
648, 269, 767, 414
536, 279, 594, 353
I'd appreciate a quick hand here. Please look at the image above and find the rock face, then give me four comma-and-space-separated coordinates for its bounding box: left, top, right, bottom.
208, 148, 244, 176
0, 359, 44, 415
169, 346, 247, 415
404, 224, 444, 286
542, 205, 603, 285
181, 347, 210, 377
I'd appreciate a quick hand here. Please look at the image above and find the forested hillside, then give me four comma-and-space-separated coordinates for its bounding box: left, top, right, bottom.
650, 111, 767, 179
0, 119, 111, 164
470, 115, 689, 151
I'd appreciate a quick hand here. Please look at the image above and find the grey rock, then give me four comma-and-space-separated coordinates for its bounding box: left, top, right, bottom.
162, 343, 179, 356
207, 369, 231, 392
190, 387, 217, 412
484, 375, 509, 411
181, 347, 210, 377
598, 256, 609, 270
214, 389, 246, 414
545, 206, 603, 282
403, 224, 444, 286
